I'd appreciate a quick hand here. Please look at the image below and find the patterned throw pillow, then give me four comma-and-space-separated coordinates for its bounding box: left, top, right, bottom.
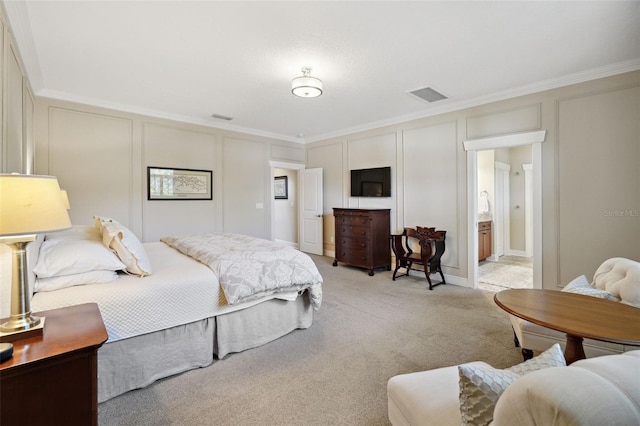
505, 342, 565, 375
562, 274, 616, 300
458, 343, 565, 426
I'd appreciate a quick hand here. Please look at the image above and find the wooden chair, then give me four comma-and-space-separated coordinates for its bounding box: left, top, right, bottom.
390, 227, 446, 290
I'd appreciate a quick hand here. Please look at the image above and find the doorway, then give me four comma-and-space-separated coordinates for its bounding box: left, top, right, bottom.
273, 167, 299, 248
270, 161, 305, 248
464, 130, 545, 291
477, 148, 534, 292
269, 162, 323, 255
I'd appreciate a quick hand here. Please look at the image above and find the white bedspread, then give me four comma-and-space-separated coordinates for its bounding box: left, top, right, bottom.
161, 233, 323, 310
31, 242, 298, 342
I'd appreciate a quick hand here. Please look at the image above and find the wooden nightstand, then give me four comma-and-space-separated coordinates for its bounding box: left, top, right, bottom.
0, 303, 108, 426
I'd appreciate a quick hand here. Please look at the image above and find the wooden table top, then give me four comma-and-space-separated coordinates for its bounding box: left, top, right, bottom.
494, 289, 640, 346
0, 303, 108, 371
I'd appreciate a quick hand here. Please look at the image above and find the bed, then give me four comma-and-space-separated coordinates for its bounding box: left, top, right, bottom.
1, 219, 323, 403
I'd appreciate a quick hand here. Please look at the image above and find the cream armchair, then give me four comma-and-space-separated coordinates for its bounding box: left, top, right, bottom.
510, 257, 640, 360
387, 348, 640, 426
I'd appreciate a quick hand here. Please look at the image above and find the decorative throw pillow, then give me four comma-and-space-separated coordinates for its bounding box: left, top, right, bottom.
33, 238, 126, 278
100, 220, 152, 277
458, 343, 565, 426
561, 275, 591, 291
505, 342, 565, 375
562, 274, 617, 301
458, 365, 520, 426
93, 215, 114, 233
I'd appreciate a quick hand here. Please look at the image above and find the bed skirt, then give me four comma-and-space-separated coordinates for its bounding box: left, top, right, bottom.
98, 292, 313, 403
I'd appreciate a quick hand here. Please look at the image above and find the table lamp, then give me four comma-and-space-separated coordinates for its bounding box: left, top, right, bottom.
0, 174, 71, 341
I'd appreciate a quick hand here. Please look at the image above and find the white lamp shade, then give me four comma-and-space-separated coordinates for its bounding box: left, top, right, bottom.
291, 76, 323, 98
60, 189, 71, 209
0, 174, 72, 237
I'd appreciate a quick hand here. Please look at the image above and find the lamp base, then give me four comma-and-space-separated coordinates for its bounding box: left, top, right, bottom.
0, 316, 45, 343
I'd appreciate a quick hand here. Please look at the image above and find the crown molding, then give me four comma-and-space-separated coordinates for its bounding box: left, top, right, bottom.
305, 59, 640, 144
36, 89, 303, 144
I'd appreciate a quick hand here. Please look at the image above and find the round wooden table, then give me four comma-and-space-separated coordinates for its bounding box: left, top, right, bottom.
494, 289, 640, 364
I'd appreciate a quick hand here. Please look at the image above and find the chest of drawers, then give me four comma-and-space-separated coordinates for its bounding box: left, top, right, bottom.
333, 208, 391, 276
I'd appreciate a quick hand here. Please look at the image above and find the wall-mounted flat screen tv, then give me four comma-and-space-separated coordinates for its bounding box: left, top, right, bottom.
350, 166, 391, 197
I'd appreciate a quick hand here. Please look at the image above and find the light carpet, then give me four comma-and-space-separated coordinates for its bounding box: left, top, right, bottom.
98, 255, 523, 425
479, 259, 533, 292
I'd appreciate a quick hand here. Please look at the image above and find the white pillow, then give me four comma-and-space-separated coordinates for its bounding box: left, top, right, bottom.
100, 220, 152, 277
35, 270, 118, 292
458, 343, 565, 426
34, 238, 126, 278
45, 224, 101, 241
562, 274, 618, 301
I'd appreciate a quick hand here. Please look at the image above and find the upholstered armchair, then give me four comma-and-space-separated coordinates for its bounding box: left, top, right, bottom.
511, 257, 640, 360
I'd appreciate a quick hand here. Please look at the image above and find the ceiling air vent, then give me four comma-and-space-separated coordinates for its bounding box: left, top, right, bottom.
408, 86, 448, 103
211, 113, 234, 121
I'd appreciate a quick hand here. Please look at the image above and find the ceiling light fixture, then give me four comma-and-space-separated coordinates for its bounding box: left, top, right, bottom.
291, 67, 323, 98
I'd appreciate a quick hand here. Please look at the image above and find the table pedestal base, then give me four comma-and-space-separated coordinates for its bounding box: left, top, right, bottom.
564, 334, 586, 364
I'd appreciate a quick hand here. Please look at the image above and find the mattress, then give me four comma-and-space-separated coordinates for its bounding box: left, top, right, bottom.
31, 241, 300, 342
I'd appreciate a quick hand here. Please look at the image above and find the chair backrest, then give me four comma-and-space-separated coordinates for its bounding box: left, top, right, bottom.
390, 232, 411, 260
390, 226, 447, 266
416, 227, 446, 267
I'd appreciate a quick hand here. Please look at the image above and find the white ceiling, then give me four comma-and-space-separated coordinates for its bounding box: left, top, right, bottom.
4, 1, 639, 143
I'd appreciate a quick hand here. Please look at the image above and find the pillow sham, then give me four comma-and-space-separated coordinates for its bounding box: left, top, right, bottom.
458, 343, 565, 426
100, 220, 152, 277
35, 270, 118, 292
33, 238, 126, 278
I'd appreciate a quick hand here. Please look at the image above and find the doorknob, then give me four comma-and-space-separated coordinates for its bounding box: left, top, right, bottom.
316, 214, 323, 218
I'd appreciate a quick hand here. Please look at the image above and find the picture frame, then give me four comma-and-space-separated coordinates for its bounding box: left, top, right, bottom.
274, 175, 288, 199
147, 167, 212, 200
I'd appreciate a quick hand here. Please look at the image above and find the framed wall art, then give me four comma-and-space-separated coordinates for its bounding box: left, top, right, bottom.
148, 167, 212, 200
274, 175, 288, 199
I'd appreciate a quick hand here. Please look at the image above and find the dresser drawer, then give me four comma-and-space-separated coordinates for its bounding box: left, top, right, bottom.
339, 237, 369, 251
338, 225, 369, 238
337, 215, 371, 227
340, 250, 368, 266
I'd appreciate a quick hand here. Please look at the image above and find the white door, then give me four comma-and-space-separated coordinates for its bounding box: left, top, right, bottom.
494, 161, 511, 258
299, 168, 323, 255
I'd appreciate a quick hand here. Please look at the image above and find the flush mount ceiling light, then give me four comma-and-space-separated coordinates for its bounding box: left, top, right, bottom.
291, 67, 323, 98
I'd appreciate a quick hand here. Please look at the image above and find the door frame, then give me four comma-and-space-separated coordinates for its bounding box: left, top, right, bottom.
463, 130, 545, 289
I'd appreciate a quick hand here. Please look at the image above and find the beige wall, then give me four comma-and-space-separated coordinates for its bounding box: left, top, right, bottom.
34, 98, 305, 242
307, 71, 640, 289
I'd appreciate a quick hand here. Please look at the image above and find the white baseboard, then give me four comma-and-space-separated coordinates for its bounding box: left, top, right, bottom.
507, 249, 528, 257
443, 274, 469, 288
324, 249, 335, 258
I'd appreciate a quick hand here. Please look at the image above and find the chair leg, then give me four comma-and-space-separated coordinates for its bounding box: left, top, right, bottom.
513, 329, 520, 348
522, 348, 534, 361
424, 270, 433, 290
438, 267, 445, 284
392, 265, 400, 280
